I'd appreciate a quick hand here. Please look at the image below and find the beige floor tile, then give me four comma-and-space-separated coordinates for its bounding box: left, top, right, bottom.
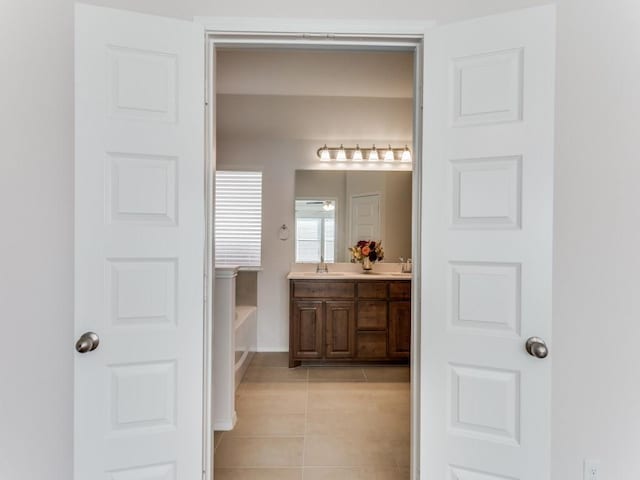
215, 437, 304, 468
396, 467, 411, 479
307, 383, 409, 413
303, 467, 408, 480
308, 367, 366, 382
235, 383, 308, 415
302, 467, 364, 480
368, 467, 410, 479
237, 382, 308, 395
390, 436, 411, 467
243, 366, 308, 383
362, 366, 410, 383
214, 467, 302, 480
306, 411, 409, 438
249, 352, 290, 367
307, 382, 409, 394
303, 435, 397, 467
227, 413, 306, 437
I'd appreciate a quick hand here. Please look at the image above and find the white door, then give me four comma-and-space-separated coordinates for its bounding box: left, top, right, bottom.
421, 6, 555, 480
350, 194, 381, 243
74, 5, 205, 479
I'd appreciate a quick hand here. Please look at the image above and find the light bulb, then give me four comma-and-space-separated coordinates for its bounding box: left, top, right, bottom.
322, 201, 335, 211
401, 145, 412, 163
352, 144, 363, 162
336, 144, 347, 162
368, 145, 379, 162
384, 144, 395, 162
320, 144, 331, 161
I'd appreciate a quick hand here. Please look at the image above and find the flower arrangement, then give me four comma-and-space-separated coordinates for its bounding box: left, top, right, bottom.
349, 240, 384, 264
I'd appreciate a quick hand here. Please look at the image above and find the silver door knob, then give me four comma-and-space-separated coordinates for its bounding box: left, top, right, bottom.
525, 337, 548, 359
75, 332, 100, 354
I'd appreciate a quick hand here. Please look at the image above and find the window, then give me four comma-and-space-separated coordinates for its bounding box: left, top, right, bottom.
295, 199, 336, 263
215, 171, 263, 267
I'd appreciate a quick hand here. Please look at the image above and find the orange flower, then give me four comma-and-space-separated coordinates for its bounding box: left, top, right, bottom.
361, 246, 371, 256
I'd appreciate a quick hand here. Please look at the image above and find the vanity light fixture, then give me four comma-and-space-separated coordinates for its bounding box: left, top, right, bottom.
352, 144, 363, 162
384, 144, 395, 162
320, 144, 331, 162
401, 145, 412, 163
314, 144, 411, 163
368, 145, 379, 162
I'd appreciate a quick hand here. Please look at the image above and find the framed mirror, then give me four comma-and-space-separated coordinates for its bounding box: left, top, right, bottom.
294, 170, 412, 263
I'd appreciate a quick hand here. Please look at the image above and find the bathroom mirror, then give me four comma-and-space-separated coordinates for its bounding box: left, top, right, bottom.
294, 170, 412, 263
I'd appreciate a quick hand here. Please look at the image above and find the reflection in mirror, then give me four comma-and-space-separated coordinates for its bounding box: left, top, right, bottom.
294, 170, 412, 264
295, 199, 336, 263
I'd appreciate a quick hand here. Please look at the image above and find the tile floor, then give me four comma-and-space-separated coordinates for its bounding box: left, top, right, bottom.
214, 353, 410, 480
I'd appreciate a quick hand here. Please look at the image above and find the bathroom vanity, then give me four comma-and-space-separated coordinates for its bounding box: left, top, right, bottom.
287, 273, 411, 367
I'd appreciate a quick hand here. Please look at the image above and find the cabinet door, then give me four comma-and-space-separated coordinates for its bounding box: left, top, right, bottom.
325, 301, 355, 359
389, 301, 411, 358
292, 300, 324, 359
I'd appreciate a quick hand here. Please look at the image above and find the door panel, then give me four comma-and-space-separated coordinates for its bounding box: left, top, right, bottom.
74, 5, 204, 479
350, 194, 381, 243
325, 301, 355, 358
292, 300, 324, 358
389, 301, 411, 358
422, 6, 555, 480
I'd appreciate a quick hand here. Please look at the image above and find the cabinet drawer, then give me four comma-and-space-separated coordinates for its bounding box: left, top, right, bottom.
389, 281, 411, 300
357, 301, 388, 330
356, 332, 388, 358
357, 282, 388, 299
293, 281, 355, 299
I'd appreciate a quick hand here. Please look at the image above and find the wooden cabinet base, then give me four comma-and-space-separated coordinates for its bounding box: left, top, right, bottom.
289, 279, 411, 366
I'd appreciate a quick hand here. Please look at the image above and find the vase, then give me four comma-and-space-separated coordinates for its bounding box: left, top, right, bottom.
362, 257, 373, 272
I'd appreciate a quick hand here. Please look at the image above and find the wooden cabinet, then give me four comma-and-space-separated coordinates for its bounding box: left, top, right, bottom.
389, 301, 411, 358
289, 279, 410, 366
291, 300, 324, 360
325, 301, 355, 359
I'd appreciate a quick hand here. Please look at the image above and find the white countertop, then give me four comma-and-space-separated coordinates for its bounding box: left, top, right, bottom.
287, 271, 412, 280
287, 262, 412, 280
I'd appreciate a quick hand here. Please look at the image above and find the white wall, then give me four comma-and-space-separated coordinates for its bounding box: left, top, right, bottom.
552, 0, 640, 477
1, 2, 74, 479
217, 50, 414, 98
3, 0, 640, 478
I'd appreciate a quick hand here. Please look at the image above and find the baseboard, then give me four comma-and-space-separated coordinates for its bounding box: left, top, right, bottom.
255, 347, 289, 353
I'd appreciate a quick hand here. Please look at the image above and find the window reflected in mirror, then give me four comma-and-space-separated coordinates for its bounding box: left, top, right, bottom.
295, 199, 336, 263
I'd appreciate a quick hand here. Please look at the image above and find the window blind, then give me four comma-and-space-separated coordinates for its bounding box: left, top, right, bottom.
215, 171, 263, 267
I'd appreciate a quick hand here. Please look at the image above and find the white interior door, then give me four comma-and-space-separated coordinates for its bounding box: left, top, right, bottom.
350, 194, 381, 243
74, 5, 204, 479
421, 6, 555, 480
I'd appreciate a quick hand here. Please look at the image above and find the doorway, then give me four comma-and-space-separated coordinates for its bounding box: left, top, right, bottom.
208, 35, 421, 478
73, 7, 555, 480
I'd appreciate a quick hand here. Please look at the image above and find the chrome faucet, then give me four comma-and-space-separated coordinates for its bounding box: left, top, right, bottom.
400, 257, 412, 273
316, 256, 328, 273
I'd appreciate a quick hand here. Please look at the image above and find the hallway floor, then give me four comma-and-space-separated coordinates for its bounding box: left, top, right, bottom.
214, 353, 410, 479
